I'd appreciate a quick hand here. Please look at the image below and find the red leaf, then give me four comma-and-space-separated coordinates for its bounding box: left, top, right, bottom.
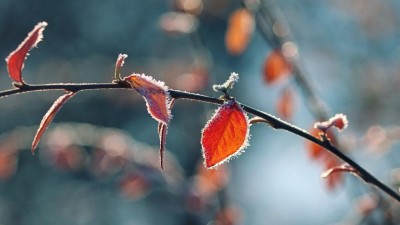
201, 100, 250, 169
263, 49, 292, 84
114, 53, 128, 81
225, 8, 254, 55
31, 92, 75, 154
124, 74, 171, 125
6, 22, 48, 84
276, 87, 295, 120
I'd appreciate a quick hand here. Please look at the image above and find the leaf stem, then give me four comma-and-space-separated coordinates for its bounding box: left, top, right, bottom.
0, 81, 398, 201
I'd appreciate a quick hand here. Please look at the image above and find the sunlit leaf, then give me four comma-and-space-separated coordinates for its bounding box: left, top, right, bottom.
263, 49, 292, 84
201, 100, 250, 169
124, 74, 172, 125
276, 87, 295, 120
6, 22, 48, 84
31, 92, 75, 154
225, 8, 254, 55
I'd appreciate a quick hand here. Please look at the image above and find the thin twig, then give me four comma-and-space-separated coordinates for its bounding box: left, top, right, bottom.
0, 81, 398, 201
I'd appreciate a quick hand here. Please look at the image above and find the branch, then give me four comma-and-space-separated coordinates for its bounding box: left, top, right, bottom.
0, 82, 398, 201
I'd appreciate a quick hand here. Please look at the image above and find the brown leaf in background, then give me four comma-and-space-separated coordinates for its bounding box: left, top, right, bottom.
276, 87, 295, 120
225, 8, 254, 55
263, 49, 292, 84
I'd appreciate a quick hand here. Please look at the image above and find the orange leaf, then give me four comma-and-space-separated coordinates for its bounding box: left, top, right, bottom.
201, 100, 250, 168
276, 87, 295, 120
225, 8, 254, 55
6, 22, 48, 84
263, 49, 292, 84
124, 74, 171, 125
31, 92, 75, 154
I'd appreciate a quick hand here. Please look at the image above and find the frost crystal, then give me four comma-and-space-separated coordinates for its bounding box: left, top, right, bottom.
213, 72, 240, 93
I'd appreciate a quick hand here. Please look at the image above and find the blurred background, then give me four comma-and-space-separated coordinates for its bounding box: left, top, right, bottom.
0, 0, 400, 224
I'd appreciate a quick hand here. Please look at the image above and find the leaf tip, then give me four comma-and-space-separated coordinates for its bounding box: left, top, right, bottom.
114, 53, 128, 81
6, 21, 48, 83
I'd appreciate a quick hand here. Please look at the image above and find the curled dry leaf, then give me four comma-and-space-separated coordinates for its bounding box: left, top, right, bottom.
263, 49, 292, 84
314, 113, 349, 133
201, 100, 250, 169
124, 74, 172, 125
6, 22, 48, 84
114, 53, 128, 81
225, 8, 254, 55
31, 92, 75, 154
276, 87, 295, 120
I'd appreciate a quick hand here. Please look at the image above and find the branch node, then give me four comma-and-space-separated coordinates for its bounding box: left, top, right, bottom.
12, 82, 25, 88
